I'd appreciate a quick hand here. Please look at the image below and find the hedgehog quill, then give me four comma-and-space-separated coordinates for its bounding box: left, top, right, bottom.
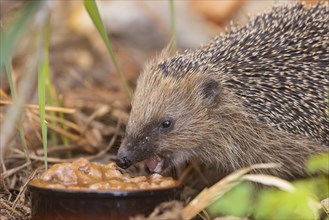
116, 3, 329, 179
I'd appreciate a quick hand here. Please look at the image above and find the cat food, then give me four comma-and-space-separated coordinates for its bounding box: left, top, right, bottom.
30, 158, 177, 190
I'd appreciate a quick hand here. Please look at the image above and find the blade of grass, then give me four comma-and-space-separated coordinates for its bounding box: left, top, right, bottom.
4, 60, 31, 165
42, 17, 61, 146
0, 2, 53, 170
57, 97, 70, 146
38, 22, 50, 170
41, 17, 72, 155
4, 62, 16, 101
0, 39, 42, 172
38, 68, 48, 169
0, 1, 42, 71
83, 0, 132, 100
169, 0, 177, 52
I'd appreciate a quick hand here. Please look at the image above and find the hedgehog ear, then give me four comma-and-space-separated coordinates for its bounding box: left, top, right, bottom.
200, 79, 220, 107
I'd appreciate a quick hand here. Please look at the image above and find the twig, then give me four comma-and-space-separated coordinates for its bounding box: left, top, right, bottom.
29, 113, 85, 142
0, 89, 12, 100
0, 175, 11, 195
0, 199, 23, 219
12, 168, 39, 209
81, 105, 111, 134
0, 100, 76, 114
29, 108, 81, 133
1, 156, 6, 173
178, 164, 193, 184
85, 118, 121, 161
1, 161, 32, 179
9, 152, 82, 163
36, 144, 85, 155
8, 146, 118, 164
26, 110, 43, 144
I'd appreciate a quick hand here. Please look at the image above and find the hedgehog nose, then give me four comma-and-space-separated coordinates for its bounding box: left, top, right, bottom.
116, 153, 132, 169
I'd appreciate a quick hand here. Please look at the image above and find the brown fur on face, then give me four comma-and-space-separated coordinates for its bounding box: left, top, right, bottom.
119, 62, 227, 171
118, 61, 325, 178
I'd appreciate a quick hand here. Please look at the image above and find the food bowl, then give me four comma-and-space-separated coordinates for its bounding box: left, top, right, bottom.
28, 158, 181, 220
29, 183, 181, 220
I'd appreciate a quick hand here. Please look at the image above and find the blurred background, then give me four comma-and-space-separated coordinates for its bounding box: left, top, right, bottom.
0, 0, 321, 219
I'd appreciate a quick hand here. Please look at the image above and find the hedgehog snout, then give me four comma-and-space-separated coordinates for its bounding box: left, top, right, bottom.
116, 147, 132, 169
116, 153, 132, 169
116, 155, 132, 169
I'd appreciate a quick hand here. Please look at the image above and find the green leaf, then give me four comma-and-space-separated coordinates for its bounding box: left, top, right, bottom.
312, 177, 329, 200
207, 182, 253, 217
294, 178, 329, 201
307, 152, 329, 174
254, 183, 320, 220
83, 0, 132, 100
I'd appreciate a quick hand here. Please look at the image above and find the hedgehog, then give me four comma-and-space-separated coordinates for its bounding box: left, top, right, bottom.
116, 2, 329, 179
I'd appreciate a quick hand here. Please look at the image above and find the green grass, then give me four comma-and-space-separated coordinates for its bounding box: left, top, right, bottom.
42, 18, 70, 147
42, 18, 58, 147
5, 60, 30, 165
38, 23, 50, 170
0, 1, 42, 71
83, 0, 133, 100
5, 61, 16, 100
169, 0, 178, 52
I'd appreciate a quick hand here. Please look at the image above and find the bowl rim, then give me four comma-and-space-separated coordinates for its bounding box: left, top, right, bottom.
28, 181, 182, 196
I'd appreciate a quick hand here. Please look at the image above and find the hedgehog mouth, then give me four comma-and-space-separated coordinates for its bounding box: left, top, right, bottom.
145, 155, 165, 173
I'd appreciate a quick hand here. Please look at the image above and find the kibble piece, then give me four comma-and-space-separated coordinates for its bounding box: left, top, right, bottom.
138, 182, 151, 189
108, 179, 124, 189
41, 163, 77, 186
104, 162, 118, 170
122, 182, 139, 190
89, 182, 111, 190
159, 179, 176, 187
72, 157, 90, 172
129, 176, 147, 183
103, 169, 123, 180
150, 173, 162, 180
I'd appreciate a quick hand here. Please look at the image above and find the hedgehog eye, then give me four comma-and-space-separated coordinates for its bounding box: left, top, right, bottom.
160, 119, 172, 131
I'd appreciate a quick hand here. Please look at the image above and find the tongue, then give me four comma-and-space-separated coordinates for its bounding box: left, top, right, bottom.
145, 155, 163, 173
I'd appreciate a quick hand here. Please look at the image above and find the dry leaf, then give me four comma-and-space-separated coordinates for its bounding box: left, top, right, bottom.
182, 163, 280, 220
321, 198, 329, 215
241, 174, 295, 192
